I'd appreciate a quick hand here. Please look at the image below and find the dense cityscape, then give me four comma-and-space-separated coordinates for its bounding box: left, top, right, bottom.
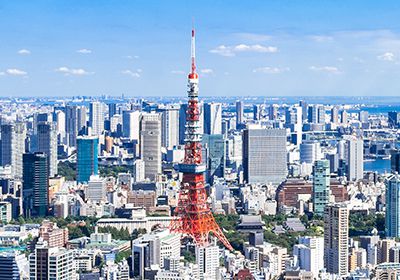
3, 1, 400, 280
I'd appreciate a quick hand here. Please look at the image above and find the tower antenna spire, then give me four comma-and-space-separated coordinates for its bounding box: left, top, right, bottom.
191, 23, 196, 74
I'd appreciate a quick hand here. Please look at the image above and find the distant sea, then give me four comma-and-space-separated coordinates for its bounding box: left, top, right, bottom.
364, 158, 391, 174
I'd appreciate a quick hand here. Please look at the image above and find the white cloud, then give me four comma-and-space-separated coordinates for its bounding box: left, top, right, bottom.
377, 52, 395, 61
125, 55, 139, 60
210, 44, 278, 57
171, 70, 185, 74
121, 70, 141, 78
309, 66, 342, 74
77, 48, 92, 54
6, 68, 27, 76
308, 35, 334, 42
253, 67, 290, 74
18, 49, 31, 55
55, 67, 93, 76
200, 69, 213, 74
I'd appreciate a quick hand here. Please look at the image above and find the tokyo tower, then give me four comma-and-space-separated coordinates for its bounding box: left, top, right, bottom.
169, 28, 233, 251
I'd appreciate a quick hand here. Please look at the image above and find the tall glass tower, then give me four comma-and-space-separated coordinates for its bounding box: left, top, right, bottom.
313, 159, 331, 216
77, 136, 99, 183
386, 174, 400, 237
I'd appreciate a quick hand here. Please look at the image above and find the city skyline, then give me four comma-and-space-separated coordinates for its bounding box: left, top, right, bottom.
2, 1, 400, 97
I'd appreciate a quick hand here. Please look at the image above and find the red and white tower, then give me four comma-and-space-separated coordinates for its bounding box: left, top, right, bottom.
169, 28, 233, 251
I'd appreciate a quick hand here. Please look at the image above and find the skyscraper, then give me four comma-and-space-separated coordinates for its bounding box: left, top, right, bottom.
299, 100, 308, 122
202, 134, 225, 183
140, 113, 162, 181
388, 111, 400, 128
308, 105, 325, 124
293, 236, 324, 277
37, 122, 58, 177
122, 110, 141, 141
89, 101, 104, 136
346, 136, 364, 182
108, 103, 117, 118
204, 102, 222, 135
0, 251, 29, 280
65, 105, 78, 147
299, 141, 321, 164
196, 244, 220, 280
313, 160, 330, 216
23, 152, 49, 217
243, 128, 287, 184
324, 203, 349, 277
385, 174, 400, 238
77, 136, 99, 183
0, 122, 26, 178
29, 241, 76, 280
391, 150, 400, 173
236, 100, 244, 128
331, 106, 339, 124
158, 104, 180, 149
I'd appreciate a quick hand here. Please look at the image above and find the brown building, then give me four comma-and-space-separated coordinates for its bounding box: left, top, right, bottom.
276, 179, 348, 209
284, 270, 313, 280
39, 220, 69, 248
127, 190, 156, 210
234, 269, 254, 280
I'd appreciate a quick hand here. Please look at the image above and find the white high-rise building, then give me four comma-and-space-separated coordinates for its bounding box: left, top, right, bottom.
159, 105, 180, 149
37, 122, 58, 177
122, 110, 141, 141
204, 103, 222, 135
196, 244, 220, 280
243, 128, 287, 184
140, 113, 162, 181
0, 122, 26, 179
324, 203, 349, 277
293, 236, 324, 276
86, 175, 106, 202
55, 110, 66, 144
29, 241, 76, 280
346, 136, 364, 181
133, 159, 145, 183
300, 141, 321, 164
89, 101, 104, 136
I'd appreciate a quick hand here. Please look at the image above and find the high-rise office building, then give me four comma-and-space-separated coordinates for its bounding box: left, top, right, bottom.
196, 244, 220, 280
330, 106, 339, 124
204, 103, 222, 135
385, 174, 400, 238
77, 105, 88, 135
140, 113, 162, 181
388, 111, 400, 128
37, 122, 58, 177
0, 251, 29, 280
359, 111, 369, 123
108, 103, 117, 118
268, 104, 278, 121
340, 110, 348, 125
65, 105, 78, 147
293, 236, 324, 277
324, 203, 349, 277
29, 241, 76, 280
299, 100, 308, 122
391, 150, 400, 173
54, 110, 66, 144
122, 110, 141, 141
253, 104, 262, 121
236, 100, 244, 128
158, 104, 180, 149
77, 136, 99, 183
313, 160, 330, 216
346, 136, 364, 182
203, 134, 225, 182
22, 152, 49, 217
89, 101, 104, 136
86, 175, 106, 202
300, 141, 321, 164
243, 128, 287, 184
308, 105, 325, 124
0, 122, 26, 178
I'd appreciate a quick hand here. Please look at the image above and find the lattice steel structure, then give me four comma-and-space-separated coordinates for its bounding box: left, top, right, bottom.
169, 29, 233, 251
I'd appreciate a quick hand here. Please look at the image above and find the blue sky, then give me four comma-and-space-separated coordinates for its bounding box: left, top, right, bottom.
1, 0, 400, 97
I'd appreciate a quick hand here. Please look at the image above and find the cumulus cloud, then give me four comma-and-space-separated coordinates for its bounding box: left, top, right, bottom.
18, 49, 31, 55
55, 67, 93, 76
121, 70, 141, 78
309, 66, 341, 74
6, 68, 27, 76
377, 52, 395, 61
210, 44, 278, 57
253, 67, 290, 74
77, 48, 92, 54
